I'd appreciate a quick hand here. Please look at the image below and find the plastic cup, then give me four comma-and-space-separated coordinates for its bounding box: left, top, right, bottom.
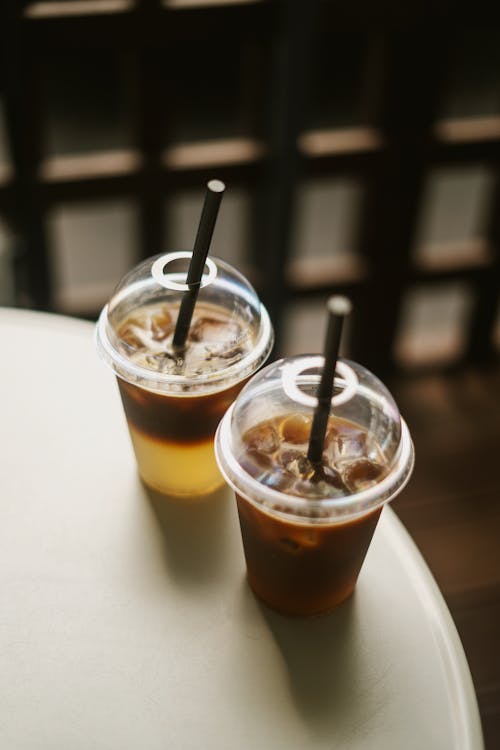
215, 355, 414, 616
96, 251, 273, 497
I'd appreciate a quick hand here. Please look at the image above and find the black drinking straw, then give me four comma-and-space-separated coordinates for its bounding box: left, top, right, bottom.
172, 179, 226, 352
307, 296, 352, 465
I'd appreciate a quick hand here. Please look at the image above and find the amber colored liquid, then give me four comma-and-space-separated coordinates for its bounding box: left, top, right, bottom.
118, 377, 246, 497
236, 495, 381, 616
235, 413, 387, 615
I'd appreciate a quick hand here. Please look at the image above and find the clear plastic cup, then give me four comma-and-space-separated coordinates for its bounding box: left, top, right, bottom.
96, 251, 273, 497
215, 355, 414, 616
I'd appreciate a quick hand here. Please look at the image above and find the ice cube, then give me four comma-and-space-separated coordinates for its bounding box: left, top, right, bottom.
279, 536, 301, 553
239, 449, 274, 480
146, 351, 181, 372
279, 527, 319, 552
291, 469, 347, 500
243, 424, 280, 454
324, 423, 367, 464
240, 446, 295, 493
188, 316, 241, 344
279, 414, 312, 444
343, 459, 385, 492
324, 425, 339, 450
312, 464, 346, 491
209, 344, 244, 361
279, 449, 315, 480
150, 307, 173, 342
117, 322, 147, 352
265, 470, 294, 493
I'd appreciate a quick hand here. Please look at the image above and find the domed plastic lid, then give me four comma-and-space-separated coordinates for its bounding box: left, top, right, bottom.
96, 251, 273, 395
215, 355, 414, 521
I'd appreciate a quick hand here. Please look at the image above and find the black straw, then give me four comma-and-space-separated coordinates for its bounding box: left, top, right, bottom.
307, 296, 352, 465
172, 179, 225, 352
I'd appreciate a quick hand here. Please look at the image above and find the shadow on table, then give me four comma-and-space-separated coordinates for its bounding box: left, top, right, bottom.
144, 483, 235, 588
238, 581, 365, 738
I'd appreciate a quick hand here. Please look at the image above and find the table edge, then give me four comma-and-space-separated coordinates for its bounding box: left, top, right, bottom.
384, 507, 484, 750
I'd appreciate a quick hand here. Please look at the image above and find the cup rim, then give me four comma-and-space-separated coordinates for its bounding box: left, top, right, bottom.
96, 301, 274, 395
215, 403, 415, 524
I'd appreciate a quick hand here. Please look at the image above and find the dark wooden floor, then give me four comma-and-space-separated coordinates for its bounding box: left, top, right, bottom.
391, 365, 500, 749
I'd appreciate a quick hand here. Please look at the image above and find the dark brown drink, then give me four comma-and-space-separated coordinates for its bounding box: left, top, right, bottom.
215, 354, 414, 617
235, 414, 387, 616
236, 496, 381, 616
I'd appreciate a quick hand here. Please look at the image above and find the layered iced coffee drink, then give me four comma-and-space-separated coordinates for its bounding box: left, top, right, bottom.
115, 299, 258, 495
215, 356, 414, 616
97, 253, 273, 497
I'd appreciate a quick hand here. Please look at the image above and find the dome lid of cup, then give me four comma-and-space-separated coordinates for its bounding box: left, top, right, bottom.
95, 252, 273, 394
215, 355, 414, 519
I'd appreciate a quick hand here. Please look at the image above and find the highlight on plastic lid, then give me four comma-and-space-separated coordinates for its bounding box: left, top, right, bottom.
215, 355, 414, 520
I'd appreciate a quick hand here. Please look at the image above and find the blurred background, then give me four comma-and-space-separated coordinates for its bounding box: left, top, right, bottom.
1, 0, 499, 746
1, 0, 499, 375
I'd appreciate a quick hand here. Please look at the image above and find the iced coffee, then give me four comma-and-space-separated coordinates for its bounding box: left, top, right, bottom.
96, 253, 273, 497
215, 356, 414, 616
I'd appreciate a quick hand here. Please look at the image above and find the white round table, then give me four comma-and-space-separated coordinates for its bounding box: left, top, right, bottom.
0, 308, 484, 749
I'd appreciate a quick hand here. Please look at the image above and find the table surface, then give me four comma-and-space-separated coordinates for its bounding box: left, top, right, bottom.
0, 308, 484, 750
